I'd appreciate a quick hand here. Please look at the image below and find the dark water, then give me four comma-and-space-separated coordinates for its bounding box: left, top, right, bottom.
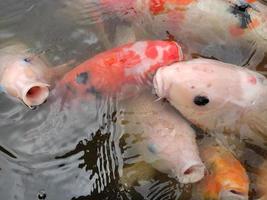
0, 0, 267, 200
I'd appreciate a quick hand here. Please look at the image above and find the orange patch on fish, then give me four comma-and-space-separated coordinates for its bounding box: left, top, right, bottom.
229, 18, 260, 37
229, 25, 245, 37
58, 40, 183, 101
245, 0, 256, 3
149, 0, 165, 15
145, 45, 158, 59
248, 18, 260, 30
149, 0, 195, 15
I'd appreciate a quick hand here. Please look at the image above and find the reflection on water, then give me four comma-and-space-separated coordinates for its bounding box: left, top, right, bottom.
0, 0, 267, 200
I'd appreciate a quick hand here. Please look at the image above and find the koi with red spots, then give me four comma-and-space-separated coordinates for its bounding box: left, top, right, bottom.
57, 40, 183, 101
100, 0, 267, 69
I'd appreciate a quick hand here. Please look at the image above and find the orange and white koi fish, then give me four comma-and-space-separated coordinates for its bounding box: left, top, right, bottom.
58, 40, 183, 102
100, 0, 267, 69
153, 58, 267, 147
0, 42, 71, 108
197, 144, 249, 200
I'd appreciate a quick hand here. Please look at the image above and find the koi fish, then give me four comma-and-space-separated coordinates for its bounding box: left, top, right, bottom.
153, 58, 267, 148
120, 90, 205, 183
197, 144, 249, 200
58, 40, 183, 101
256, 160, 267, 200
100, 0, 267, 69
0, 42, 72, 108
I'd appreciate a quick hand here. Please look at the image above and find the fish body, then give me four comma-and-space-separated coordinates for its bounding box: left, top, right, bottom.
197, 144, 249, 200
58, 40, 183, 101
256, 160, 267, 200
153, 58, 267, 147
0, 42, 71, 107
101, 0, 267, 68
121, 90, 205, 183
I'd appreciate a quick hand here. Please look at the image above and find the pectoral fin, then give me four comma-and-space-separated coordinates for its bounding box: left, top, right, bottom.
51, 59, 75, 80
241, 111, 267, 147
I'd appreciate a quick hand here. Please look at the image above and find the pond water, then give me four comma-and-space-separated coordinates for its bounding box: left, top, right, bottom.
0, 0, 267, 200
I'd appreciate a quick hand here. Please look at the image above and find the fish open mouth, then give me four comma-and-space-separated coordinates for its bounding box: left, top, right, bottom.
178, 163, 205, 183
22, 83, 50, 107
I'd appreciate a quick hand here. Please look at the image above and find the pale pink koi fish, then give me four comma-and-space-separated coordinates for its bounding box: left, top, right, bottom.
153, 58, 267, 148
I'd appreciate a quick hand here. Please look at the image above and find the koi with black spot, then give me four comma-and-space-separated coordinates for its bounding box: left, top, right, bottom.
100, 0, 267, 69
58, 40, 183, 101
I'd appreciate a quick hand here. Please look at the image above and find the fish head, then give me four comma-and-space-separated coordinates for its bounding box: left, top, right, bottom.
199, 145, 249, 200
0, 47, 51, 107
153, 58, 265, 130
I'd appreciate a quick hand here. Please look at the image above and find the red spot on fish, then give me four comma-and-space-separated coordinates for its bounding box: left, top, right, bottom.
58, 40, 182, 101
145, 44, 158, 59
229, 25, 245, 37
245, 0, 256, 3
248, 19, 260, 30
248, 76, 257, 85
122, 50, 141, 68
149, 0, 165, 15
104, 54, 117, 66
149, 0, 194, 15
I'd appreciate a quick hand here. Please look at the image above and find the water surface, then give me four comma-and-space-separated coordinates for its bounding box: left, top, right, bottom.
0, 1, 267, 200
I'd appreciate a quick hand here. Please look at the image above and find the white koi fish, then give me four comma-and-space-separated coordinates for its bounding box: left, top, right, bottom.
153, 58, 267, 147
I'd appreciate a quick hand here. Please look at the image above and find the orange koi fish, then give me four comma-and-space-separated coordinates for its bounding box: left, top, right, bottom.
57, 40, 183, 101
197, 145, 249, 200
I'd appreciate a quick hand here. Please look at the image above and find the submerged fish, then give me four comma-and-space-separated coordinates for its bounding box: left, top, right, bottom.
58, 40, 183, 101
100, 0, 267, 68
197, 144, 249, 200
153, 58, 267, 147
256, 160, 267, 200
0, 42, 72, 108
121, 90, 205, 183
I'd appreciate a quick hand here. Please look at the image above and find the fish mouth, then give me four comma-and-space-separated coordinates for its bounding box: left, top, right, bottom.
178, 163, 205, 184
22, 83, 50, 107
153, 68, 169, 99
219, 189, 248, 200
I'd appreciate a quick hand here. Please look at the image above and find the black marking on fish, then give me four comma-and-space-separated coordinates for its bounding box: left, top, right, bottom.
193, 95, 209, 106
230, 3, 252, 29
165, 31, 176, 42
76, 72, 89, 84
86, 86, 102, 98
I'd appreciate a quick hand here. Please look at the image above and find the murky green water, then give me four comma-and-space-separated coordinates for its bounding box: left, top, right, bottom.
0, 0, 267, 200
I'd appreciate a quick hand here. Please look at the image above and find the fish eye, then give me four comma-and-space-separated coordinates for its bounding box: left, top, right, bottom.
23, 57, 31, 63
193, 95, 209, 106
